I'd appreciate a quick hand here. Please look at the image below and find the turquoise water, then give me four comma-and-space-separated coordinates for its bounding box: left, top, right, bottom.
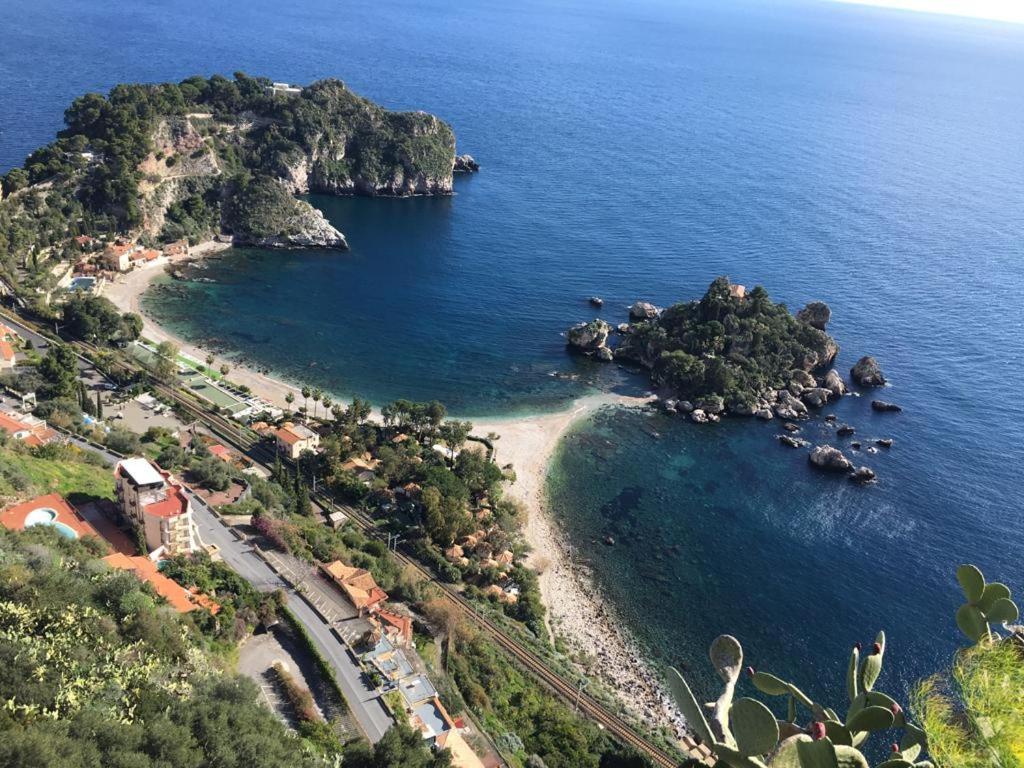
3, 0, 1024, 704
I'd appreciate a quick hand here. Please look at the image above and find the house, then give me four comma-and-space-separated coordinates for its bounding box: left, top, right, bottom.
266, 81, 303, 95
320, 559, 388, 614
163, 239, 189, 258
0, 494, 217, 614
130, 248, 161, 266
73, 234, 98, 250
374, 608, 414, 647
327, 510, 348, 529
102, 242, 138, 272
485, 584, 518, 604
0, 408, 59, 447
0, 340, 15, 369
339, 452, 380, 474
115, 457, 200, 556
274, 422, 320, 459
208, 443, 233, 463
729, 283, 747, 300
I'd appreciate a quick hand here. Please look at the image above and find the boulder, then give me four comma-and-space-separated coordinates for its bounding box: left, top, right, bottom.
690, 409, 708, 424
851, 356, 886, 387
783, 422, 801, 433
850, 466, 876, 484
871, 400, 902, 413
836, 424, 856, 437
788, 381, 805, 397
707, 412, 721, 423
809, 445, 853, 472
566, 319, 611, 355
876, 438, 893, 448
628, 301, 660, 321
824, 413, 837, 422
453, 154, 480, 172
696, 397, 725, 415
678, 401, 695, 413
588, 296, 604, 308
821, 369, 847, 398
774, 405, 800, 420
850, 441, 861, 450
616, 323, 631, 334
754, 408, 774, 420
791, 370, 817, 388
796, 301, 832, 330
777, 390, 808, 416
778, 435, 806, 448
801, 388, 831, 409
595, 346, 614, 362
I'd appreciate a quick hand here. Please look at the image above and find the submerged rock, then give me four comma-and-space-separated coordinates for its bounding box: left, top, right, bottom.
836, 424, 856, 437
809, 445, 853, 472
588, 296, 604, 308
871, 400, 902, 413
876, 438, 894, 448
783, 422, 801, 433
778, 435, 806, 448
851, 356, 887, 387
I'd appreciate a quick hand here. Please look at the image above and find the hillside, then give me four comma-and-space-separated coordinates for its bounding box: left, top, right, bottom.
0, 73, 463, 272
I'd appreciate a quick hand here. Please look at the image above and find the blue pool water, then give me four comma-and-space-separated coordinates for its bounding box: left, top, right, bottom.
2, 0, 1023, 704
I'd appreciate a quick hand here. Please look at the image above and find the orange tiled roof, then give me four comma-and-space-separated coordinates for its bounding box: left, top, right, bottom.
208, 444, 232, 461
0, 340, 14, 361
321, 560, 388, 610
377, 608, 413, 644
102, 552, 218, 614
143, 484, 189, 518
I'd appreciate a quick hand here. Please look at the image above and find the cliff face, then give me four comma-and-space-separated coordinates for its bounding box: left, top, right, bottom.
1, 74, 464, 259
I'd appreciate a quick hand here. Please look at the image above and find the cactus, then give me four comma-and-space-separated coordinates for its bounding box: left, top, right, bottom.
955, 564, 1019, 643
669, 632, 932, 768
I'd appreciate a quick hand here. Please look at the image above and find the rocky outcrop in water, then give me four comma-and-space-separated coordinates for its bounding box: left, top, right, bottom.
796, 301, 831, 330
871, 400, 902, 413
453, 154, 480, 173
628, 301, 660, 321
566, 319, 613, 361
851, 356, 886, 386
809, 445, 853, 472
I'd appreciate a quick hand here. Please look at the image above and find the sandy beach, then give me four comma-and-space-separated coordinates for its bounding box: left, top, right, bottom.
105, 251, 685, 738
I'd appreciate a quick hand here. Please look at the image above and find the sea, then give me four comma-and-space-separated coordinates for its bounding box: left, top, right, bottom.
3, 0, 1023, 707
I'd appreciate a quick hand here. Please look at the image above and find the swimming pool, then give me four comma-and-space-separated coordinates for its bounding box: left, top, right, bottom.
23, 507, 79, 539
68, 276, 96, 292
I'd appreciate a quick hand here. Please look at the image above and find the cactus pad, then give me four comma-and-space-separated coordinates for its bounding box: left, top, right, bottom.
731, 697, 780, 757
956, 564, 985, 603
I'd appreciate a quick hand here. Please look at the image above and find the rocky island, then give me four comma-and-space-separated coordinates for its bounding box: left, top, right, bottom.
0, 73, 474, 257
568, 277, 852, 421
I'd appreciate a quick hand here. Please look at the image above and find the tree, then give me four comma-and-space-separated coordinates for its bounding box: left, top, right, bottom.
301, 386, 311, 415
439, 420, 473, 461
219, 363, 230, 377
343, 723, 451, 768
311, 387, 322, 420
293, 478, 312, 516
95, 389, 103, 419
205, 353, 215, 367
153, 340, 179, 383
285, 391, 295, 414
38, 343, 79, 399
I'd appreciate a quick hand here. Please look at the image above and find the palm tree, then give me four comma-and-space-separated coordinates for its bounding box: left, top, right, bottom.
322, 395, 332, 417
205, 353, 214, 367
301, 386, 311, 417
219, 363, 230, 378
311, 388, 323, 420
285, 391, 295, 415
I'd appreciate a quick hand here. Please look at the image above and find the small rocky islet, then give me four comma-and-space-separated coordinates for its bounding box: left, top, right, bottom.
566, 277, 902, 484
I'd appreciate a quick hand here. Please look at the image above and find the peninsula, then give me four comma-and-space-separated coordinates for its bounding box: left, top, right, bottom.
0, 73, 469, 262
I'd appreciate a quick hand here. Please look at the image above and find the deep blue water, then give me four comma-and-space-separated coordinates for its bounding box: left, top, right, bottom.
3, 0, 1024, 707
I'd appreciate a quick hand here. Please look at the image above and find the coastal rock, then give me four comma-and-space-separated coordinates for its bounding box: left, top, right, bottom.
796, 301, 832, 330
730, 400, 755, 417
871, 400, 903, 413
453, 153, 480, 173
809, 445, 853, 472
801, 387, 832, 409
678, 401, 695, 413
232, 195, 349, 250
836, 424, 856, 437
696, 396, 725, 415
776, 390, 808, 417
690, 409, 708, 424
788, 381, 805, 397
615, 323, 631, 334
783, 422, 800, 433
707, 412, 721, 423
850, 466, 877, 484
851, 356, 887, 387
566, 319, 613, 360
778, 435, 806, 448
876, 438, 894, 448
851, 441, 861, 449
588, 296, 604, 308
754, 408, 774, 420
791, 370, 817, 389
595, 346, 614, 362
821, 369, 847, 398
628, 301, 660, 321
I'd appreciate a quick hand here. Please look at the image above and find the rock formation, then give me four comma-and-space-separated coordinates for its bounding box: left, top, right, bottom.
809, 445, 853, 472
453, 154, 480, 173
871, 400, 902, 413
796, 301, 831, 330
851, 356, 886, 386
566, 319, 613, 361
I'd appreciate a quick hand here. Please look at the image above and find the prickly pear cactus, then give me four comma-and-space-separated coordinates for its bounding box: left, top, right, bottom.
668, 631, 931, 768
954, 564, 1019, 644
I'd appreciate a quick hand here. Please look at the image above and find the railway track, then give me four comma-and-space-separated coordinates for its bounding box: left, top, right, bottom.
36, 325, 712, 767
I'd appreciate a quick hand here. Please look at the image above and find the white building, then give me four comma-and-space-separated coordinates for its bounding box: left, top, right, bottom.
115, 457, 199, 556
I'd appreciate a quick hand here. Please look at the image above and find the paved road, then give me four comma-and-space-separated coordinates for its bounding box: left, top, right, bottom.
54, 425, 394, 743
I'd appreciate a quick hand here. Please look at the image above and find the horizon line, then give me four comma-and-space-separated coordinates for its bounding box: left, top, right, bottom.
831, 0, 1024, 25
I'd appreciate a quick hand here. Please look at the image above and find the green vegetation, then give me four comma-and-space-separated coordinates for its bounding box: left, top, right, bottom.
617, 277, 838, 411
0, 441, 114, 502
1, 72, 456, 286
668, 566, 1021, 768
0, 527, 321, 767
62, 293, 142, 345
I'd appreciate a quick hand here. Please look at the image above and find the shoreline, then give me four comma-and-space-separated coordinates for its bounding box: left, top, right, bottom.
104, 246, 687, 739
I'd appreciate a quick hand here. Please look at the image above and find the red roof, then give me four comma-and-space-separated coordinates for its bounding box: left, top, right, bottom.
208, 444, 232, 461
0, 340, 14, 361
143, 484, 190, 518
